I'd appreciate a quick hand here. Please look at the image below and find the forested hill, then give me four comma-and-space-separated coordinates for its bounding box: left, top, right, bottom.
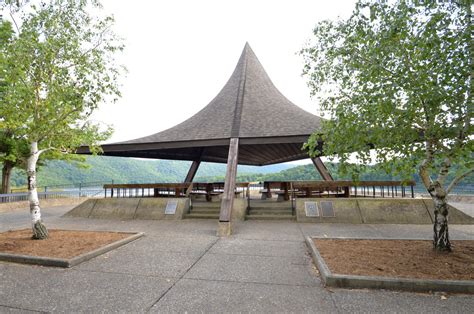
6, 156, 292, 188
196, 163, 401, 183
5, 155, 473, 189
195, 163, 474, 188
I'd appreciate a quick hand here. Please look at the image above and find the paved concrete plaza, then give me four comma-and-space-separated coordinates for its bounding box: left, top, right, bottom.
1, 205, 473, 313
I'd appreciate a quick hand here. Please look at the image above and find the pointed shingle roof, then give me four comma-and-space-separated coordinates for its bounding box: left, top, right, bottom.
78, 44, 324, 165
120, 43, 322, 143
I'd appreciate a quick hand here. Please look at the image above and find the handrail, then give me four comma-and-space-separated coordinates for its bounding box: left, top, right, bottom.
103, 183, 191, 189
291, 180, 415, 188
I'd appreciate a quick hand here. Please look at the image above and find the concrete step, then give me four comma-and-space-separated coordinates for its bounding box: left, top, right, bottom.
248, 200, 292, 209
191, 201, 221, 208
246, 214, 296, 221
189, 208, 220, 214
248, 209, 293, 216
250, 206, 291, 211
184, 213, 219, 219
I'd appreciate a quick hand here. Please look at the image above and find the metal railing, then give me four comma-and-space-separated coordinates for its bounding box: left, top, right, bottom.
1, 180, 111, 203
3, 179, 470, 204
0, 188, 103, 203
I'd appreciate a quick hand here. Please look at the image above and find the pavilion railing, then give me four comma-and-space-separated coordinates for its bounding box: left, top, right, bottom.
103, 182, 250, 201
103, 181, 416, 199
290, 180, 416, 199
0, 189, 103, 203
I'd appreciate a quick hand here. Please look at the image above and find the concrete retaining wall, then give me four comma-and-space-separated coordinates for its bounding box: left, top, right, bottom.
63, 199, 97, 218
65, 197, 473, 224
357, 199, 431, 224
423, 199, 474, 224
64, 198, 189, 220
296, 198, 473, 224
0, 197, 90, 213
296, 198, 363, 224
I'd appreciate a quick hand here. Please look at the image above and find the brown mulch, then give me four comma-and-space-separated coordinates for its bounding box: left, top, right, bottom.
313, 239, 474, 281
0, 229, 130, 259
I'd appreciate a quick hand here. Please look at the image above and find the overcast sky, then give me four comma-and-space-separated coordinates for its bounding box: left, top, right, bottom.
92, 0, 357, 163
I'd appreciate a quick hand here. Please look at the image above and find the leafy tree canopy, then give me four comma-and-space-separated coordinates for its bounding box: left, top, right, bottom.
0, 0, 124, 156
301, 0, 473, 189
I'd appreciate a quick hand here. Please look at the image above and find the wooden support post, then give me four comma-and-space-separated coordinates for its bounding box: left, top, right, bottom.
311, 157, 334, 181
184, 160, 201, 183
218, 138, 239, 236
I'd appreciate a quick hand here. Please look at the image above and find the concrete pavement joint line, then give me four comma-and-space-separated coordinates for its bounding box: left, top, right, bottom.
355, 199, 365, 223
0, 303, 46, 313
186, 276, 323, 290
182, 276, 321, 288
305, 236, 474, 293
71, 268, 179, 280
230, 237, 303, 243
133, 198, 142, 219
205, 252, 305, 258
146, 237, 221, 312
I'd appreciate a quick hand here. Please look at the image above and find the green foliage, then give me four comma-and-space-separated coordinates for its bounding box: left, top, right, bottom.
3, 157, 473, 189
0, 0, 124, 161
300, 0, 473, 192
2, 156, 292, 188
0, 130, 29, 167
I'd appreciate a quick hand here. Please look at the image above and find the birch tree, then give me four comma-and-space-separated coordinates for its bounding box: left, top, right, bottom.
1, 0, 123, 239
301, 0, 473, 251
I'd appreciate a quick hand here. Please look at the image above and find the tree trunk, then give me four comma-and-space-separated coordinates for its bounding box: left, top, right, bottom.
432, 194, 451, 251
27, 142, 48, 240
1, 161, 13, 194
419, 161, 451, 252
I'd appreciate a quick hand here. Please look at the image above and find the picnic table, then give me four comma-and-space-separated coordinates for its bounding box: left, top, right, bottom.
261, 181, 349, 200
291, 181, 350, 198
262, 181, 291, 201
191, 182, 249, 201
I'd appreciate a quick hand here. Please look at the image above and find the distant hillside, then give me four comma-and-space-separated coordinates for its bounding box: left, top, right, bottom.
7, 156, 292, 188
195, 163, 474, 189
5, 156, 472, 191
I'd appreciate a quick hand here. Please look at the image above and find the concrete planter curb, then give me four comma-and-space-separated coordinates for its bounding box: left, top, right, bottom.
305, 236, 474, 293
0, 231, 144, 268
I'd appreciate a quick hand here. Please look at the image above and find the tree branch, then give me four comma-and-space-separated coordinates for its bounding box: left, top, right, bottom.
37, 147, 54, 156
446, 168, 474, 194
8, 7, 20, 34
37, 107, 81, 142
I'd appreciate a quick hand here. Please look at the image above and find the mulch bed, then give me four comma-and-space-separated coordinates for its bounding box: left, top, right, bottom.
0, 229, 130, 259
313, 239, 474, 281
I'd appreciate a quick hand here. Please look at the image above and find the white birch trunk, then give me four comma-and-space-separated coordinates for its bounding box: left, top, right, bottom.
432, 193, 450, 251
420, 156, 451, 251
27, 142, 48, 239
